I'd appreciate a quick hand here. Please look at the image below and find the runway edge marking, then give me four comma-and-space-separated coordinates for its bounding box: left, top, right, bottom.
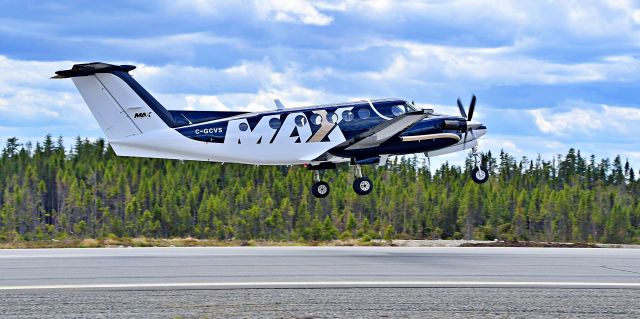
2, 281, 640, 290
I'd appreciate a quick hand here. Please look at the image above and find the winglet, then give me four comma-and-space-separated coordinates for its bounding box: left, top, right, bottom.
274, 99, 285, 110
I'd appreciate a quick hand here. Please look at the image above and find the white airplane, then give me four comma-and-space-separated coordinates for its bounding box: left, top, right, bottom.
55, 62, 489, 197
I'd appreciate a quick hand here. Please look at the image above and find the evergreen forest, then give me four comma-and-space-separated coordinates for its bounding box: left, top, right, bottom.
0, 135, 639, 244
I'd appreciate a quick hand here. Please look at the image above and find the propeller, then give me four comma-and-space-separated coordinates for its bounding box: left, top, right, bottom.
456, 95, 477, 147
467, 95, 476, 121
457, 95, 476, 121
456, 98, 467, 119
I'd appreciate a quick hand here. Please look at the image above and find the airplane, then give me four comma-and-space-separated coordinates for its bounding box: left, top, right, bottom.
54, 62, 489, 198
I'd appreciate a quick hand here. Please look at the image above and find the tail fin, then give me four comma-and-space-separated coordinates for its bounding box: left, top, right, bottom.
54, 62, 177, 140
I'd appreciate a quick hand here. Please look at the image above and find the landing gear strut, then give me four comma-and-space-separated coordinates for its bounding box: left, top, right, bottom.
470, 146, 489, 184
352, 164, 373, 195
311, 170, 330, 198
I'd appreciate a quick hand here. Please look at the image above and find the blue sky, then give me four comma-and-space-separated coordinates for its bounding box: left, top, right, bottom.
1, 0, 639, 167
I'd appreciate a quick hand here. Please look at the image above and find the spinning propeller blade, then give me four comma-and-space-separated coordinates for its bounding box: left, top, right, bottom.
459, 94, 477, 147
457, 98, 467, 119
467, 95, 476, 121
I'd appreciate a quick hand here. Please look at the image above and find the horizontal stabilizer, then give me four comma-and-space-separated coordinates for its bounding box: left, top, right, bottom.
52, 62, 136, 79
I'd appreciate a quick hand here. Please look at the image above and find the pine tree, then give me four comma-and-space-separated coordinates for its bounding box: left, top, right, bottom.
0, 135, 638, 244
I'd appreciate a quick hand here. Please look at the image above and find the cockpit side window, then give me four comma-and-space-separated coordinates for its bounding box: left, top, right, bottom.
391, 105, 406, 116
373, 101, 409, 118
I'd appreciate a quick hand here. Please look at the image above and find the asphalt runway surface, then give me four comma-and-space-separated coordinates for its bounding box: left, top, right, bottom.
1, 246, 639, 318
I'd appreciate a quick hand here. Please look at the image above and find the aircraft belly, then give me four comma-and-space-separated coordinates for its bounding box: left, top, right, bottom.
212, 143, 335, 165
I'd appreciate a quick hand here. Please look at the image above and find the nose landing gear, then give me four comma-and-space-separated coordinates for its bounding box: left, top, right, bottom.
352, 164, 373, 195
470, 146, 489, 184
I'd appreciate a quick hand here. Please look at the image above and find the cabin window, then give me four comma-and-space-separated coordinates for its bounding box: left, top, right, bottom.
310, 114, 322, 125
327, 112, 338, 123
392, 105, 406, 116
295, 115, 307, 127
269, 118, 281, 129
239, 122, 249, 131
342, 110, 354, 122
357, 108, 370, 119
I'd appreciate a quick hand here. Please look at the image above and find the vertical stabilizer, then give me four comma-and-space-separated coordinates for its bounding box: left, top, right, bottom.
55, 63, 176, 140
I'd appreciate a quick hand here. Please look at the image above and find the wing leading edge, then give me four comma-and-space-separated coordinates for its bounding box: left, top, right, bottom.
343, 110, 431, 150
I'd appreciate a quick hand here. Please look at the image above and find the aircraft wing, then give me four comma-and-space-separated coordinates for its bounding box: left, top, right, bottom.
343, 110, 431, 150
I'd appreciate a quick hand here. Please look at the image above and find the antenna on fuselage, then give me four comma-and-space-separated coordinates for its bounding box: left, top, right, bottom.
274, 99, 285, 110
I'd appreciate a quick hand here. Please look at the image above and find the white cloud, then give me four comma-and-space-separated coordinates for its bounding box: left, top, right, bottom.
0, 55, 346, 144
133, 61, 277, 94
625, 151, 640, 164
96, 32, 242, 50
169, 0, 336, 26
353, 39, 640, 88
168, 0, 228, 16
542, 140, 567, 150
184, 95, 227, 111
156, 85, 332, 113
633, 9, 640, 23
479, 136, 524, 154
529, 102, 640, 136
340, 0, 640, 41
243, 85, 332, 111
0, 56, 92, 126
125, 59, 345, 112
255, 1, 335, 26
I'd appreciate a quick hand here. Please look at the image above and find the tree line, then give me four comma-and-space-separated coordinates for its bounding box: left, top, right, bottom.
0, 135, 638, 243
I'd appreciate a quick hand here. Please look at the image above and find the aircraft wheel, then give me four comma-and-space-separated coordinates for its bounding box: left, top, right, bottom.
353, 177, 373, 195
311, 181, 330, 198
471, 167, 489, 184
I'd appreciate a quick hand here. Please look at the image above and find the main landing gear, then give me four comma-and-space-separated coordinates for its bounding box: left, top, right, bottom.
311, 170, 330, 198
352, 164, 373, 196
310, 164, 373, 198
470, 146, 489, 184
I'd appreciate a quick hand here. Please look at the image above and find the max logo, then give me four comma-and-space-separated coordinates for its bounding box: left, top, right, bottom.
134, 112, 152, 119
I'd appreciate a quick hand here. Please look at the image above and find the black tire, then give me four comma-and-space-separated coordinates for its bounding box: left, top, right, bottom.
353, 177, 373, 195
471, 167, 489, 184
311, 181, 330, 198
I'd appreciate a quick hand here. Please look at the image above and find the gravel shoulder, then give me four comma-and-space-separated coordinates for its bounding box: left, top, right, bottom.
2, 288, 639, 319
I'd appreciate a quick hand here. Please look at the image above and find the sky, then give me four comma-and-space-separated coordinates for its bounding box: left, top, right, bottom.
0, 0, 639, 168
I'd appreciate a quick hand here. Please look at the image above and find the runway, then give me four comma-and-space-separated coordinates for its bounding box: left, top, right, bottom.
1, 246, 639, 318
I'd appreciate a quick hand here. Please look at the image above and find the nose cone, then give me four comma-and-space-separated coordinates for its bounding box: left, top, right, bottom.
475, 127, 487, 138
467, 120, 487, 138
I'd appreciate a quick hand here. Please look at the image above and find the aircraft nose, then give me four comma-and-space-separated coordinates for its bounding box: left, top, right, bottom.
467, 120, 483, 130
466, 120, 486, 139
